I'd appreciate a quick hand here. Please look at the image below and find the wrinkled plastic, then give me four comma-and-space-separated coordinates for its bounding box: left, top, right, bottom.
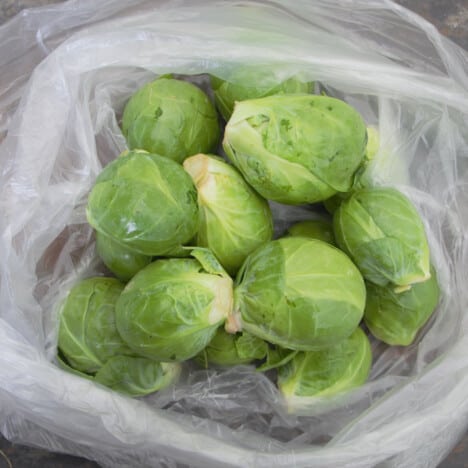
0, 1, 468, 467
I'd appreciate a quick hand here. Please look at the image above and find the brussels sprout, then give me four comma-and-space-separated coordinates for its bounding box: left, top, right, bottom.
196, 327, 268, 367
364, 266, 440, 346
121, 77, 219, 163
58, 352, 179, 397
223, 94, 367, 204
286, 220, 335, 245
183, 153, 274, 275
230, 237, 366, 350
116, 249, 233, 362
210, 69, 311, 121
86, 150, 199, 256
333, 187, 431, 289
58, 277, 132, 374
277, 328, 371, 408
94, 356, 180, 397
96, 231, 152, 282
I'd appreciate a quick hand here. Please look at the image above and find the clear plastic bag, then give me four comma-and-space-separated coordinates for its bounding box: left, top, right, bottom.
1, 1, 468, 466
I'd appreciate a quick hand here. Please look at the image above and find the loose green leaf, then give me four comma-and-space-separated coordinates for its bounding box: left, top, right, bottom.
188, 246, 230, 278
257, 347, 298, 372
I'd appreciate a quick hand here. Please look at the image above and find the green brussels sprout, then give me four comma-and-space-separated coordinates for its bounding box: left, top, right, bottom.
58, 352, 179, 397
277, 328, 372, 408
196, 327, 268, 367
94, 356, 180, 397
86, 150, 199, 256
96, 231, 152, 282
230, 237, 366, 350
223, 94, 367, 204
121, 77, 219, 163
116, 249, 233, 362
333, 187, 431, 289
210, 69, 312, 121
286, 219, 335, 245
183, 153, 274, 275
58, 277, 132, 374
364, 266, 440, 346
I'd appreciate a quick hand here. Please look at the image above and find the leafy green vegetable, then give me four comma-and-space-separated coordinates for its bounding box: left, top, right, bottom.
86, 150, 199, 256
94, 356, 180, 397
278, 327, 371, 408
196, 327, 268, 367
116, 250, 233, 362
223, 94, 367, 204
333, 187, 431, 289
183, 153, 273, 275
122, 77, 219, 163
96, 231, 152, 282
211, 69, 311, 121
58, 351, 180, 397
364, 266, 440, 345
58, 277, 131, 374
286, 219, 335, 245
231, 237, 366, 350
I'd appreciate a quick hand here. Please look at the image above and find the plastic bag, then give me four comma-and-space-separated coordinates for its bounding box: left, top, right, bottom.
1, 0, 468, 466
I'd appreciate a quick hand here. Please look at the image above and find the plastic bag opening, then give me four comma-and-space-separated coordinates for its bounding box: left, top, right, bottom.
1, 1, 468, 467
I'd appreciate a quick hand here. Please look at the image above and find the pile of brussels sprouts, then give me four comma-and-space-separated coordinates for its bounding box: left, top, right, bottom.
57, 71, 440, 408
